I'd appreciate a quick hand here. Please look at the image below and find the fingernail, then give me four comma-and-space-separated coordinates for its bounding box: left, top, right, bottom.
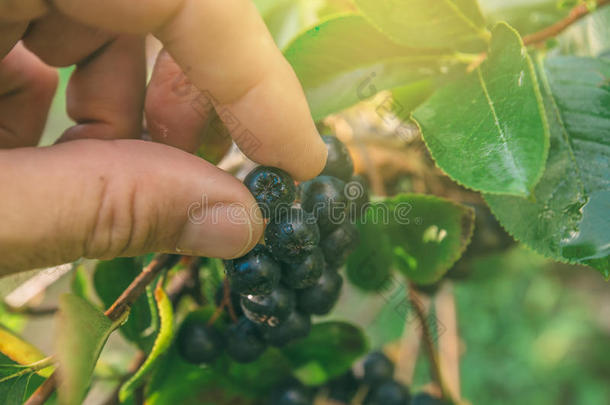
176, 203, 255, 258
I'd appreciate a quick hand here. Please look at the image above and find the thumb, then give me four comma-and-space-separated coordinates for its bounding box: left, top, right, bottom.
0, 139, 263, 275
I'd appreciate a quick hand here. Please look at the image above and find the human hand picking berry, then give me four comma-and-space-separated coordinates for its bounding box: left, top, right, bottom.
0, 0, 328, 275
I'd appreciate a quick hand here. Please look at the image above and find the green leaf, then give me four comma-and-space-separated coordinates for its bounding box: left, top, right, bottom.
0, 353, 45, 405
119, 285, 174, 402
284, 14, 450, 120
281, 322, 368, 385
354, 0, 489, 50
55, 294, 125, 405
94, 258, 153, 348
485, 56, 610, 277
70, 265, 89, 300
413, 23, 550, 195
347, 194, 474, 286
0, 327, 51, 377
346, 218, 394, 291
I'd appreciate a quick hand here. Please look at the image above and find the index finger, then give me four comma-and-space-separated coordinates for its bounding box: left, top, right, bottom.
48, 0, 327, 180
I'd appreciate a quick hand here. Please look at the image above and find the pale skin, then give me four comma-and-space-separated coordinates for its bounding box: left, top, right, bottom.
0, 0, 327, 276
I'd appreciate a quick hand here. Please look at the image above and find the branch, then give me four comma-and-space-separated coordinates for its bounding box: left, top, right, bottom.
408, 286, 456, 404
523, 0, 610, 46
24, 254, 181, 405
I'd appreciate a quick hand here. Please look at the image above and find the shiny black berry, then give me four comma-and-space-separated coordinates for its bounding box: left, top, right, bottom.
320, 135, 354, 182
270, 379, 313, 405
327, 370, 361, 403
364, 380, 411, 405
363, 351, 395, 386
241, 285, 296, 327
411, 392, 445, 405
261, 310, 311, 347
296, 265, 343, 315
176, 317, 223, 364
320, 222, 360, 269
214, 284, 243, 317
225, 316, 267, 363
224, 244, 281, 295
244, 166, 296, 218
282, 248, 325, 289
300, 175, 348, 235
265, 207, 320, 263
346, 174, 370, 220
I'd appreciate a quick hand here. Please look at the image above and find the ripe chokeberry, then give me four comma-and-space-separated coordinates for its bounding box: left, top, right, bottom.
265, 207, 320, 263
300, 175, 348, 235
241, 285, 296, 327
412, 392, 446, 405
320, 135, 354, 182
296, 265, 343, 315
224, 244, 281, 295
320, 222, 360, 269
364, 380, 411, 405
281, 247, 325, 289
363, 351, 395, 386
327, 370, 361, 403
244, 166, 296, 218
270, 379, 313, 405
261, 310, 311, 347
176, 316, 223, 364
225, 316, 267, 363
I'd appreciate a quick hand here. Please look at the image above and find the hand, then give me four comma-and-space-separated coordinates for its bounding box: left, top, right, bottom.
0, 0, 327, 275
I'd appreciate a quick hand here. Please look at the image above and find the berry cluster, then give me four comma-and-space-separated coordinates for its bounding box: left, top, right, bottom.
270, 351, 446, 405
176, 135, 369, 365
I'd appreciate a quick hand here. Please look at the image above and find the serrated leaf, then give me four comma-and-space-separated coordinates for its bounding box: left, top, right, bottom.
55, 294, 125, 405
354, 0, 489, 50
486, 56, 610, 277
281, 322, 367, 385
284, 14, 450, 120
347, 194, 474, 286
558, 5, 610, 58
119, 285, 174, 402
94, 258, 153, 349
414, 23, 549, 195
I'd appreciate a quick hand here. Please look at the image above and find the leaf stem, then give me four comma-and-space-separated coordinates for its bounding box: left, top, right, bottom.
0, 356, 55, 383
523, 0, 610, 46
24, 254, 181, 405
408, 285, 456, 404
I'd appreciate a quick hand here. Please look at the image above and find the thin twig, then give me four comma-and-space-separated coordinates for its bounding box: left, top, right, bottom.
435, 282, 462, 401
523, 0, 610, 46
167, 257, 204, 306
223, 278, 238, 322
408, 285, 456, 404
25, 254, 180, 405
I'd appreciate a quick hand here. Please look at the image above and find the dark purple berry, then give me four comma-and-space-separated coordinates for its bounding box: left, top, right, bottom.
265, 207, 320, 263
244, 166, 296, 218
225, 316, 267, 363
363, 351, 395, 386
241, 285, 295, 327
261, 310, 311, 347
364, 380, 411, 405
224, 244, 281, 295
320, 222, 360, 269
300, 175, 348, 235
176, 317, 223, 364
320, 135, 354, 182
270, 379, 313, 405
282, 248, 325, 289
296, 265, 343, 315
